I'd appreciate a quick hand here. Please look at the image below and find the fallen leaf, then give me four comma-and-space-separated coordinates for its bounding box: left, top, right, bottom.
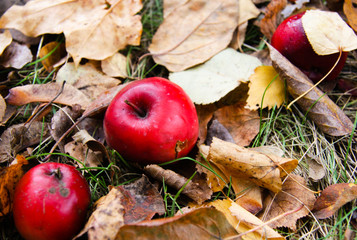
116, 175, 166, 223
56, 62, 121, 101
0, 41, 32, 69
0, 104, 16, 126
116, 207, 238, 240
144, 164, 212, 204
207, 137, 298, 193
75, 187, 125, 240
101, 52, 128, 78
195, 104, 216, 145
0, 122, 50, 163
0, 95, 5, 122
163, 0, 188, 17
313, 183, 357, 219
260, 174, 316, 230
149, 0, 239, 72
39, 41, 66, 72
72, 129, 108, 160
0, 29, 12, 55
344, 0, 357, 32
213, 101, 260, 146
247, 65, 286, 110
209, 199, 284, 239
307, 155, 325, 181
233, 177, 263, 214
6, 82, 91, 109
169, 48, 261, 104
268, 43, 354, 136
0, 0, 143, 66
260, 0, 287, 39
302, 10, 357, 55
0, 155, 37, 217
65, 141, 102, 169
205, 119, 235, 145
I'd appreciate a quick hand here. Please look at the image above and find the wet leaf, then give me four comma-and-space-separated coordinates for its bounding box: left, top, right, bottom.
149, 0, 239, 72
116, 207, 238, 240
6, 82, 91, 109
268, 43, 354, 136
0, 29, 12, 55
0, 0, 143, 66
260, 0, 287, 39
260, 174, 316, 230
313, 183, 357, 219
344, 0, 357, 32
0, 41, 32, 69
169, 48, 261, 104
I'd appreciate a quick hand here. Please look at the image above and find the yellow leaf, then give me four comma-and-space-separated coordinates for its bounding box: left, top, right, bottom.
247, 65, 286, 110
0, 30, 12, 55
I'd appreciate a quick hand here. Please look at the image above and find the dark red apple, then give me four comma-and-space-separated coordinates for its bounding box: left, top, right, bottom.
13, 162, 91, 240
103, 77, 199, 164
271, 11, 348, 83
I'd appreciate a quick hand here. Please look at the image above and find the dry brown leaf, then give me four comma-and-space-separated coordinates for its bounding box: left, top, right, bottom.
65, 141, 102, 169
144, 164, 212, 204
0, 155, 37, 217
214, 102, 260, 146
56, 62, 121, 101
6, 82, 91, 109
260, 174, 316, 230
0, 41, 32, 69
163, 0, 188, 17
116, 175, 165, 223
0, 104, 16, 126
344, 0, 357, 32
268, 43, 354, 136
148, 0, 239, 72
233, 177, 263, 215
0, 0, 143, 66
247, 65, 286, 110
313, 183, 357, 219
0, 95, 5, 123
75, 187, 125, 240
307, 155, 325, 181
207, 137, 298, 193
116, 207, 238, 240
260, 0, 287, 39
39, 41, 66, 72
209, 199, 284, 240
0, 30, 12, 55
101, 52, 128, 78
0, 122, 50, 163
72, 129, 108, 160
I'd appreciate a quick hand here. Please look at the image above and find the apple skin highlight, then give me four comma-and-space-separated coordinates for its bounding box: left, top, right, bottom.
104, 77, 199, 164
271, 12, 348, 83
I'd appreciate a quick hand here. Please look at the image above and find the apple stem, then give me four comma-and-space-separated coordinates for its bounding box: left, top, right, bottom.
54, 168, 63, 180
124, 100, 146, 118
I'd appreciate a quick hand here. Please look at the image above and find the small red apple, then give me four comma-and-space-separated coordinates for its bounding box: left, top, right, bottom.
104, 77, 199, 164
271, 11, 348, 83
13, 162, 91, 240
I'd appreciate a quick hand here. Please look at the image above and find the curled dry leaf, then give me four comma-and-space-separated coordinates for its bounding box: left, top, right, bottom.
260, 174, 316, 230
144, 164, 212, 204
75, 187, 125, 240
39, 41, 67, 72
149, 0, 239, 72
0, 0, 143, 66
72, 129, 108, 160
313, 183, 357, 219
0, 155, 37, 217
0, 29, 12, 55
344, 0, 357, 32
268, 43, 354, 136
301, 10, 357, 55
247, 65, 286, 110
56, 62, 121, 101
65, 141, 102, 169
101, 52, 128, 78
207, 137, 298, 193
260, 0, 287, 39
169, 48, 261, 105
0, 41, 32, 69
6, 82, 91, 109
116, 207, 238, 240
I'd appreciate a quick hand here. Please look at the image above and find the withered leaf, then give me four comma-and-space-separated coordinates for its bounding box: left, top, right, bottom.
205, 119, 235, 145
144, 164, 212, 204
6, 82, 91, 109
116, 175, 165, 223
0, 41, 32, 69
116, 207, 238, 240
344, 0, 357, 32
64, 141, 102, 169
72, 129, 108, 160
313, 183, 357, 219
0, 30, 12, 55
75, 187, 125, 240
0, 95, 5, 123
39, 41, 66, 72
195, 104, 216, 146
260, 0, 287, 39
268, 43, 354, 136
0, 155, 37, 217
101, 52, 128, 78
149, 0, 239, 72
260, 174, 316, 230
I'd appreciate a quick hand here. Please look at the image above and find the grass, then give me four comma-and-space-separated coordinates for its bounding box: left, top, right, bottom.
1, 0, 357, 239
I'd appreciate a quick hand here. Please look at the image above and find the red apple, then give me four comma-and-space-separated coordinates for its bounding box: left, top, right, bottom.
13, 162, 91, 240
271, 11, 348, 83
103, 77, 199, 164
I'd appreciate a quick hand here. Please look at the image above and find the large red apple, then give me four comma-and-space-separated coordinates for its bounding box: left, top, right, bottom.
103, 77, 199, 164
271, 11, 348, 83
13, 162, 91, 240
